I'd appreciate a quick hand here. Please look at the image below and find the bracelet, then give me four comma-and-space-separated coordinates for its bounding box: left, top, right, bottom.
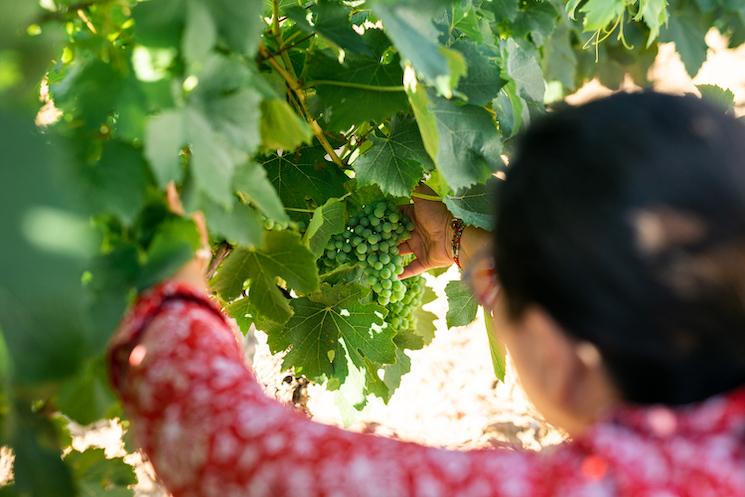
450, 218, 466, 269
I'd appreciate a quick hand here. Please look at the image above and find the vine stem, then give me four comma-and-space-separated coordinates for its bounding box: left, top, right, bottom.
303, 80, 406, 92
260, 44, 345, 168
207, 242, 233, 280
412, 192, 442, 202
285, 207, 316, 213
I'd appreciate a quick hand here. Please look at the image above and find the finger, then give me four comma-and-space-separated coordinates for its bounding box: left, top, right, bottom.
398, 240, 414, 255
166, 182, 185, 215
398, 258, 428, 279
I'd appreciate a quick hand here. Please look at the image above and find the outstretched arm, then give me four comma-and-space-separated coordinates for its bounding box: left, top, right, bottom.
108, 282, 566, 497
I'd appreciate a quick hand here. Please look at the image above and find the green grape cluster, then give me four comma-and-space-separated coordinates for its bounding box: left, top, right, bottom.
385, 275, 426, 332
320, 200, 415, 306
263, 218, 306, 232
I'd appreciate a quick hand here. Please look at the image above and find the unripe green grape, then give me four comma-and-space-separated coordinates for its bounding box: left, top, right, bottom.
342, 244, 352, 253
381, 279, 392, 290
380, 268, 391, 279
374, 261, 383, 271
379, 253, 391, 265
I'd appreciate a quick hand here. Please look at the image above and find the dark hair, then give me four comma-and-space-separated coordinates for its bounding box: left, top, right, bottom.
494, 91, 745, 405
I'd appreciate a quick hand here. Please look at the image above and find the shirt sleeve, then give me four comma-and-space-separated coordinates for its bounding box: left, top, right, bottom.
108, 282, 579, 497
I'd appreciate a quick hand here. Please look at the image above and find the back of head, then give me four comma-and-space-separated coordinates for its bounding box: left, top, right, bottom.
494, 91, 745, 405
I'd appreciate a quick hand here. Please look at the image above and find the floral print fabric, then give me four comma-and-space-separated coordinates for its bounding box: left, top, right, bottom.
108, 282, 745, 497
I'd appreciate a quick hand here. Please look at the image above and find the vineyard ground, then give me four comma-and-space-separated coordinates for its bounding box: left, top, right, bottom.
3, 32, 745, 497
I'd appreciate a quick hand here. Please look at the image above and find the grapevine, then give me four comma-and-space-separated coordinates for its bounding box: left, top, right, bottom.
1, 0, 741, 494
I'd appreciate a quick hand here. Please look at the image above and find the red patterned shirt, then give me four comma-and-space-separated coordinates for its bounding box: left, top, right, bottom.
108, 282, 745, 497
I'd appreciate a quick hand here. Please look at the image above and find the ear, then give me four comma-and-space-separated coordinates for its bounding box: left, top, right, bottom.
520, 308, 584, 406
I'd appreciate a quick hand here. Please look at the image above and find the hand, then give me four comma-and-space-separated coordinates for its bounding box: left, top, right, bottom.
398, 187, 454, 279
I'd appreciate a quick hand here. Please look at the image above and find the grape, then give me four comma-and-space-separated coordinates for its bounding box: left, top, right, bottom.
317, 199, 426, 332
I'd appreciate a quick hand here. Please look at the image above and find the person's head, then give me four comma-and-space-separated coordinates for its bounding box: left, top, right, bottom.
492, 91, 745, 434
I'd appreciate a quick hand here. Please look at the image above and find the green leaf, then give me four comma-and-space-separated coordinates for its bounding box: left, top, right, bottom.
487, 0, 519, 22
262, 147, 348, 210
57, 358, 118, 425
225, 297, 254, 334
183, 0, 218, 64
260, 99, 313, 150
483, 307, 506, 381
661, 11, 708, 77
697, 84, 736, 111
407, 81, 440, 161
444, 176, 500, 230
83, 141, 151, 225
287, 0, 371, 55
580, 0, 625, 31
452, 39, 506, 106
304, 197, 347, 257
205, 88, 263, 154
198, 196, 264, 247
145, 107, 239, 207
265, 284, 394, 380
12, 408, 75, 497
144, 109, 186, 188
503, 39, 545, 102
233, 162, 290, 223
187, 106, 240, 207
429, 93, 503, 191
445, 279, 478, 327
373, 4, 456, 96
212, 231, 320, 323
206, 0, 265, 55
639, 0, 668, 45
67, 448, 136, 497
383, 348, 411, 397
305, 30, 408, 131
137, 217, 200, 290
510, 0, 560, 47
542, 20, 578, 90
493, 81, 530, 139
352, 116, 433, 198
133, 0, 185, 48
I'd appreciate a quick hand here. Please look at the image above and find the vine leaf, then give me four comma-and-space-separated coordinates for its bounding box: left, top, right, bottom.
212, 231, 320, 323
233, 162, 290, 224
56, 358, 118, 426
183, 0, 217, 64
83, 142, 150, 225
205, 88, 263, 154
445, 280, 478, 328
196, 195, 264, 248
144, 107, 239, 208
262, 147, 348, 210
373, 3, 462, 96
697, 84, 736, 111
67, 448, 136, 497
265, 284, 394, 381
428, 93, 503, 191
444, 176, 501, 231
304, 197, 347, 257
260, 99, 313, 150
353, 116, 433, 198
286, 0, 371, 55
579, 0, 625, 31
661, 12, 708, 77
503, 39, 546, 102
382, 348, 412, 399
305, 30, 408, 131
452, 39, 506, 106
